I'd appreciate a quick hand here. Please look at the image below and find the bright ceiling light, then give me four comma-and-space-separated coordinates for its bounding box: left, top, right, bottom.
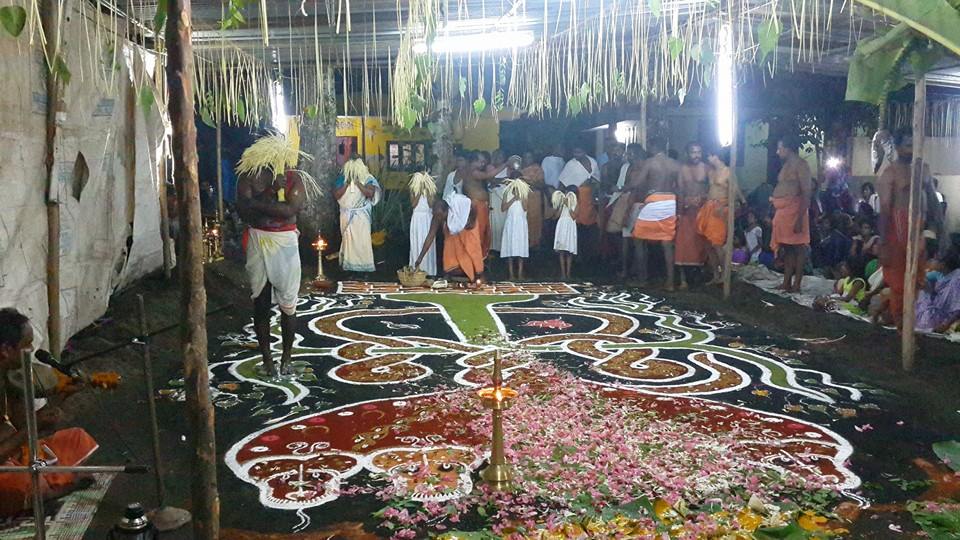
413, 30, 535, 54
270, 80, 288, 135
826, 156, 843, 169
716, 22, 734, 148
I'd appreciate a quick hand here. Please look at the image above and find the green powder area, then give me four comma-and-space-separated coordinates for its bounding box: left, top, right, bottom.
386, 293, 534, 340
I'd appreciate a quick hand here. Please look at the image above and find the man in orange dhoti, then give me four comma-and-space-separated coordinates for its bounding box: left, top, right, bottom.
521, 152, 546, 249
464, 152, 493, 258
0, 309, 98, 517
676, 143, 708, 288
878, 131, 925, 330
698, 149, 745, 285
770, 136, 814, 292
628, 137, 681, 290
416, 193, 485, 283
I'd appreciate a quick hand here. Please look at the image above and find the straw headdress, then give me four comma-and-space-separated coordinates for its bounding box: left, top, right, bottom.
408, 171, 437, 199
236, 130, 322, 201
503, 178, 531, 201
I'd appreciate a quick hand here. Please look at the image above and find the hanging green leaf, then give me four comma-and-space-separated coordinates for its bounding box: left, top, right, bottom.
0, 5, 27, 38
138, 86, 155, 116
649, 0, 661, 18
200, 107, 216, 128
400, 107, 417, 130
52, 55, 71, 86
568, 95, 582, 116
757, 18, 782, 65
701, 43, 716, 65
579, 82, 590, 105
493, 90, 504, 111
845, 33, 912, 104
459, 76, 467, 98
668, 37, 685, 61
304, 104, 318, 119
153, 0, 167, 34
236, 98, 247, 120
473, 97, 487, 116
614, 71, 626, 93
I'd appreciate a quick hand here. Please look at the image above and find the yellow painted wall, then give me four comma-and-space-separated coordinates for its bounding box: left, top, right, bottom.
335, 113, 507, 188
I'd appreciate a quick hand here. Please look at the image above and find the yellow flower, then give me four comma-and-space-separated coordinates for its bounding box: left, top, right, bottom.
371, 230, 387, 247
654, 498, 676, 521
798, 511, 828, 532
736, 509, 763, 532
752, 389, 770, 397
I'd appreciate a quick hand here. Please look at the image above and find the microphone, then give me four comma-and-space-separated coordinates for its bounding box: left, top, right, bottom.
34, 349, 74, 376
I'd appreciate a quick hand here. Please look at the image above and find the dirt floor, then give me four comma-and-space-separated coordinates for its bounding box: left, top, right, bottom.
62, 245, 960, 538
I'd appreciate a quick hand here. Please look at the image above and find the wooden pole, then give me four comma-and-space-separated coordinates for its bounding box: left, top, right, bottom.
215, 121, 224, 222
158, 142, 173, 279
165, 1, 220, 537
902, 76, 926, 371
41, 0, 62, 355
723, 91, 738, 299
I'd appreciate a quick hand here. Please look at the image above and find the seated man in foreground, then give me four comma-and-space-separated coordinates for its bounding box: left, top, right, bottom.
0, 308, 98, 517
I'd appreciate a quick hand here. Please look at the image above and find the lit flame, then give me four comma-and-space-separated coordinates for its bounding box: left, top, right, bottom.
494, 388, 503, 402
313, 237, 327, 251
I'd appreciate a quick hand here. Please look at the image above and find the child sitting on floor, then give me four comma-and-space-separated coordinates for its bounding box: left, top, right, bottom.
553, 187, 578, 280
814, 257, 866, 313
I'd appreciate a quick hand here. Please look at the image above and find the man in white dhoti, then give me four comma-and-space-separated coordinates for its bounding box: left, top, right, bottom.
335, 157, 382, 274
237, 132, 313, 377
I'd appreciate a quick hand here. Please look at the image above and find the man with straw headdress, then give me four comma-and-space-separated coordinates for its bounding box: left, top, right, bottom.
237, 130, 319, 377
335, 155, 382, 275
408, 171, 438, 276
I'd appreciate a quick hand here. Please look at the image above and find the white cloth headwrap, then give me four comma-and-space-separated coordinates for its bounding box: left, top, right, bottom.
558, 156, 600, 187
445, 192, 473, 235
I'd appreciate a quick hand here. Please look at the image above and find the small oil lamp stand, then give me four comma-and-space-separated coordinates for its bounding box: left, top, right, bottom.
311, 236, 334, 289
477, 351, 517, 491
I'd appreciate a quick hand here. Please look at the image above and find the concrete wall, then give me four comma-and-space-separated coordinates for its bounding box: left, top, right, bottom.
850, 136, 960, 233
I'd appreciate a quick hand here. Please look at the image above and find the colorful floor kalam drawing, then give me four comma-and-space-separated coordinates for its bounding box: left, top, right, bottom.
193, 281, 873, 535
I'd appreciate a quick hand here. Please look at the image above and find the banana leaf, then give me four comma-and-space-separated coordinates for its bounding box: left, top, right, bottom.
854, 0, 960, 57
845, 34, 912, 104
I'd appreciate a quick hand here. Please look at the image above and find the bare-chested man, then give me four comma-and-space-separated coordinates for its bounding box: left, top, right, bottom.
699, 149, 745, 285
770, 136, 814, 293
464, 151, 493, 257
237, 161, 306, 377
612, 144, 646, 278
877, 130, 922, 330
628, 136, 681, 290
675, 142, 708, 288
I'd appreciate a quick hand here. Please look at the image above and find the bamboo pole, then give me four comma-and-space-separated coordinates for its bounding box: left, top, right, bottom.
216, 121, 224, 222
42, 0, 62, 355
723, 97, 738, 300
165, 1, 220, 537
902, 76, 926, 371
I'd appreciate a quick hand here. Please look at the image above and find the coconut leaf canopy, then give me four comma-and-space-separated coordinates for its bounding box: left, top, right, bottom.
92, 0, 960, 127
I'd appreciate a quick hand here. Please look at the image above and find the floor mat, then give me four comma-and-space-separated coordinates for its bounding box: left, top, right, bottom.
0, 473, 115, 540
